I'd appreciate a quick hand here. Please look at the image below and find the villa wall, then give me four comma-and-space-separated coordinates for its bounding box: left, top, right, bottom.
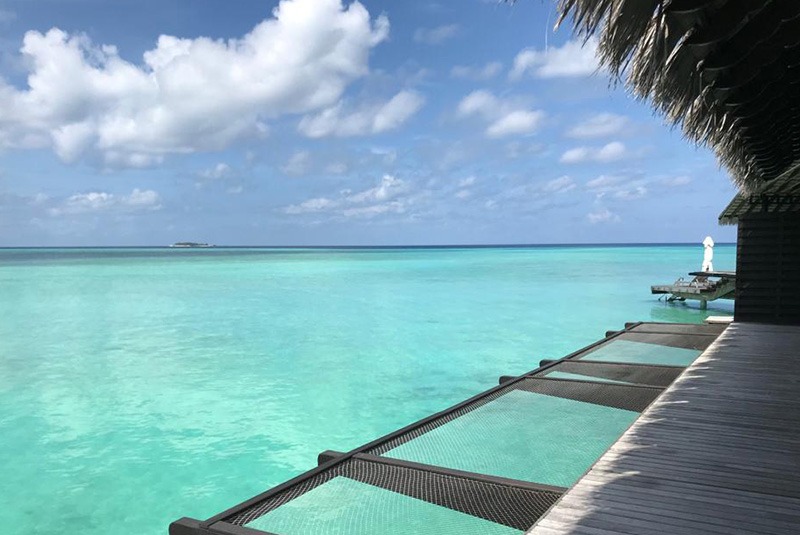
735, 213, 800, 324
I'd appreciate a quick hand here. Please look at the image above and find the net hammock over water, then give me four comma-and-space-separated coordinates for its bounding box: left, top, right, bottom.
169, 321, 725, 535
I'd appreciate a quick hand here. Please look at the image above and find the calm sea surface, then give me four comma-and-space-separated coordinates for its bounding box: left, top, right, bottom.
0, 245, 734, 534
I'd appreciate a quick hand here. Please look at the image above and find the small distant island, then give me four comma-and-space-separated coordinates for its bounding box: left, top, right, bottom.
169, 242, 214, 248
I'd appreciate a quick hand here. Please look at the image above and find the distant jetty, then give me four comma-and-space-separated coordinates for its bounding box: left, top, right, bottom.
651, 270, 736, 309
169, 242, 213, 248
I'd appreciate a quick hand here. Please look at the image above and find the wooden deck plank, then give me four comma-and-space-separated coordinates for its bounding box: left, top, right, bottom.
527, 323, 800, 534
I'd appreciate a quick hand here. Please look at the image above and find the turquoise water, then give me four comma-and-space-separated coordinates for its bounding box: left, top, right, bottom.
0, 245, 734, 534
580, 339, 702, 366
382, 389, 639, 488
247, 477, 519, 535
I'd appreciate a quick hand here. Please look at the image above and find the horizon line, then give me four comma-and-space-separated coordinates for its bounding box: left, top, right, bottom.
0, 242, 737, 249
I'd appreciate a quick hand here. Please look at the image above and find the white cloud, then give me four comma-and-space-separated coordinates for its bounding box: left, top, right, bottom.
341, 200, 405, 218
586, 174, 623, 189
373, 91, 425, 133
283, 196, 337, 214
457, 90, 544, 138
413, 24, 458, 45
458, 176, 476, 188
30, 193, 50, 206
662, 175, 691, 187
195, 162, 243, 193
283, 174, 412, 218
486, 110, 544, 138
347, 174, 407, 203
567, 113, 629, 139
298, 90, 424, 138
510, 38, 601, 80
542, 175, 576, 194
454, 176, 476, 200
281, 150, 311, 176
369, 146, 398, 164
325, 162, 349, 174
596, 141, 627, 161
456, 90, 498, 118
450, 61, 502, 80
199, 162, 232, 181
49, 188, 162, 216
586, 173, 647, 201
587, 208, 620, 224
480, 174, 582, 213
614, 185, 647, 200
0, 0, 390, 165
560, 147, 590, 164
560, 141, 628, 164
125, 188, 161, 208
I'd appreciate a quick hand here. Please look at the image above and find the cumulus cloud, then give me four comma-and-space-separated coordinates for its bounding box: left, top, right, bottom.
0, 0, 389, 165
283, 174, 412, 218
348, 174, 407, 203
194, 162, 244, 193
450, 61, 502, 80
458, 176, 476, 188
457, 90, 544, 138
587, 208, 620, 224
586, 173, 647, 201
198, 162, 232, 181
613, 185, 647, 200
481, 174, 582, 214
281, 150, 312, 175
560, 141, 628, 164
284, 196, 337, 214
542, 175, 576, 194
298, 90, 424, 138
586, 174, 624, 189
454, 176, 476, 200
567, 113, 629, 139
49, 188, 162, 216
457, 90, 497, 117
486, 111, 544, 138
510, 38, 601, 80
413, 24, 458, 45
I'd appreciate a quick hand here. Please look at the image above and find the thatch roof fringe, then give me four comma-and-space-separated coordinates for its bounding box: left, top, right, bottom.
556, 0, 800, 191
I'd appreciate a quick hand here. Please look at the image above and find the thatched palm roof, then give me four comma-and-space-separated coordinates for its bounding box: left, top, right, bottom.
556, 0, 800, 192
719, 163, 800, 224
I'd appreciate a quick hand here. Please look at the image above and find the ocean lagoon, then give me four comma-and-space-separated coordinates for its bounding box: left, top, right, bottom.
0, 245, 734, 534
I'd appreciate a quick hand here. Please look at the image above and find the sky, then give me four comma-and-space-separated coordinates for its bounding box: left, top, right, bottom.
0, 0, 739, 246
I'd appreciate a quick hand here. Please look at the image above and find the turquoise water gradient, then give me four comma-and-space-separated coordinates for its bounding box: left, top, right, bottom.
0, 246, 733, 534
382, 389, 638, 488
581, 339, 701, 366
247, 477, 519, 535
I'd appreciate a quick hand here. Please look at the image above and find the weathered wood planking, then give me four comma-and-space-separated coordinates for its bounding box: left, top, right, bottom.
528, 322, 800, 535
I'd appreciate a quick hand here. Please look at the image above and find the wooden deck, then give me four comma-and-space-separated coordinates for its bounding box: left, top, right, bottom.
651, 274, 736, 306
527, 322, 800, 534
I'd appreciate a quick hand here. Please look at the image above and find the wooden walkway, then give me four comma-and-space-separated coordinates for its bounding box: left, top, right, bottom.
528, 322, 800, 534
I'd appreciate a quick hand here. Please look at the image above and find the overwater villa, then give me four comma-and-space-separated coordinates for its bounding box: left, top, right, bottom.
171, 1, 800, 533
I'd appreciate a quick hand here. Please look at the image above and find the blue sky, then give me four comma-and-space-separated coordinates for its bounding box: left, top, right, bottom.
0, 0, 738, 246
